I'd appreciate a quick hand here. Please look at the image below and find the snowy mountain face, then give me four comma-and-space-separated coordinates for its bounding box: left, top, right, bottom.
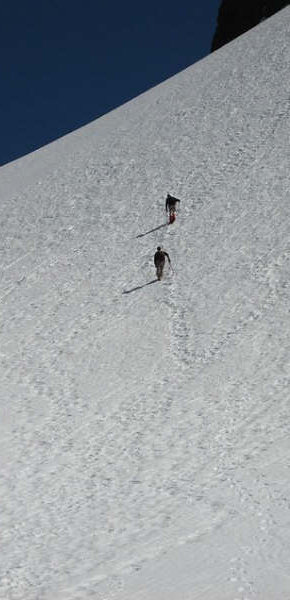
1, 8, 290, 600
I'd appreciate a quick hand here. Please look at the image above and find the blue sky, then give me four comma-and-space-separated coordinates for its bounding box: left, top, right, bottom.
1, 1, 220, 165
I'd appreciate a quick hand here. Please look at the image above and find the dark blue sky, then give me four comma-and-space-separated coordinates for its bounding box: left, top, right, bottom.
1, 1, 220, 166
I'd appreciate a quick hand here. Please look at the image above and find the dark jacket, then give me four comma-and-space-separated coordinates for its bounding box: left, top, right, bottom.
165, 194, 181, 212
154, 249, 171, 267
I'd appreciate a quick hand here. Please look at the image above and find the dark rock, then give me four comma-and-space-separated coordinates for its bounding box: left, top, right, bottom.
211, 0, 289, 52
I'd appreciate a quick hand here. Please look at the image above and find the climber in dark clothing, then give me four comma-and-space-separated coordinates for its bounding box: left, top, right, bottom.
165, 193, 181, 212
165, 193, 181, 224
154, 246, 171, 280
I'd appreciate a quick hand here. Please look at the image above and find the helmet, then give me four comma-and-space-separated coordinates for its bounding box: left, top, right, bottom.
157, 246, 161, 251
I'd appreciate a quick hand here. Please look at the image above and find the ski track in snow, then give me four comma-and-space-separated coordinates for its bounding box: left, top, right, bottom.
1, 8, 290, 600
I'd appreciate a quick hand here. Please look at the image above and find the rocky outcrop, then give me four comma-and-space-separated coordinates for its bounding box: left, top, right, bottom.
211, 0, 289, 51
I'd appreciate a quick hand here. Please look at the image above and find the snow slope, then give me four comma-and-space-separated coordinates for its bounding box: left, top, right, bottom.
1, 8, 290, 600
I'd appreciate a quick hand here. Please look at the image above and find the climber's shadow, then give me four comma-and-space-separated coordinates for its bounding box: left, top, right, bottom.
136, 223, 167, 238
122, 279, 158, 294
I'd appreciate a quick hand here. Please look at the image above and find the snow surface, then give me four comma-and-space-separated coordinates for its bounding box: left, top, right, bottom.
1, 8, 290, 600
